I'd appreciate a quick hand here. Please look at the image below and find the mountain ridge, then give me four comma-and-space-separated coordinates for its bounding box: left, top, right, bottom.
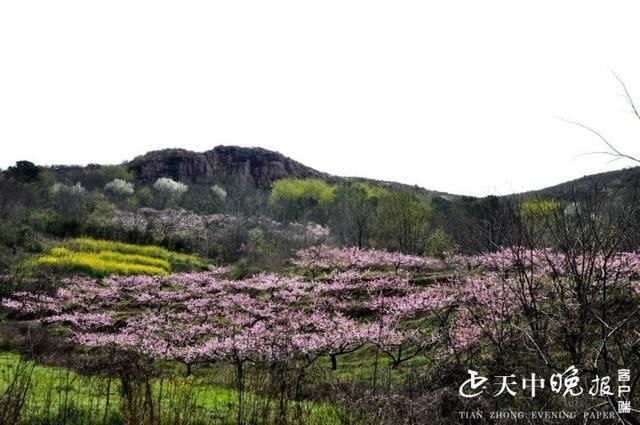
125, 145, 460, 199
33, 145, 640, 200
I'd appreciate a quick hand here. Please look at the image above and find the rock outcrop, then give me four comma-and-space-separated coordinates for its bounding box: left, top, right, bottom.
128, 146, 329, 188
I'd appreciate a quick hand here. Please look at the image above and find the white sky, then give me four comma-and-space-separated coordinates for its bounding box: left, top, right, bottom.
2, 1, 640, 196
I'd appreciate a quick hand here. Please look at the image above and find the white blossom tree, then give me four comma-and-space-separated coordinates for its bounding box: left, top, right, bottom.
105, 179, 134, 196
153, 177, 188, 208
210, 184, 227, 212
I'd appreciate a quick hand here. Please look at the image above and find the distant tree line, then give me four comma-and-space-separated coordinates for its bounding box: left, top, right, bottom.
3, 159, 640, 278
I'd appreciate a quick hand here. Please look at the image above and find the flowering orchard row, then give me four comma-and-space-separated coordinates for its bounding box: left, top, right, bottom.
291, 245, 442, 272
295, 244, 640, 278
2, 269, 453, 368
3, 245, 640, 371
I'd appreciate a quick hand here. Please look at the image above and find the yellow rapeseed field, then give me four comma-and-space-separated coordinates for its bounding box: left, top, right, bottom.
30, 238, 205, 277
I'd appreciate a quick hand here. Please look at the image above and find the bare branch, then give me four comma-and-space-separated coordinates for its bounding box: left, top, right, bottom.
559, 74, 640, 167
558, 116, 640, 164
511, 323, 558, 371
593, 305, 640, 369
612, 70, 640, 122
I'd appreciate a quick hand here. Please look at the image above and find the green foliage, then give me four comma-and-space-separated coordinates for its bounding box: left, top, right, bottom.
423, 228, 455, 259
0, 353, 341, 425
134, 186, 153, 207
519, 198, 560, 219
210, 184, 227, 213
330, 182, 387, 248
47, 182, 92, 236
246, 228, 268, 256
519, 198, 561, 247
355, 182, 389, 200
86, 198, 117, 224
269, 179, 335, 204
5, 161, 41, 182
0, 221, 36, 251
373, 189, 432, 254
267, 179, 437, 253
97, 164, 134, 183
225, 261, 261, 280
269, 179, 335, 223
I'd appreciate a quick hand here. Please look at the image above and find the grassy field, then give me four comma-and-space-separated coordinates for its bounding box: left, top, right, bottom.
28, 238, 208, 278
0, 353, 342, 425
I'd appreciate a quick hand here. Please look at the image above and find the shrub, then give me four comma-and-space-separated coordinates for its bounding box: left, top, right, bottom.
211, 185, 227, 202
97, 164, 134, 182
49, 182, 86, 196
153, 178, 187, 197
134, 186, 154, 207
153, 178, 188, 209
104, 179, 134, 196
423, 228, 455, 259
5, 160, 41, 182
269, 179, 335, 223
210, 184, 227, 213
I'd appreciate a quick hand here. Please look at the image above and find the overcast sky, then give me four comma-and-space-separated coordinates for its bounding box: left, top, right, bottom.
2, 1, 640, 196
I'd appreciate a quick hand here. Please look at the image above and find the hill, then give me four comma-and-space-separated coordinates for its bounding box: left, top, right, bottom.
521, 166, 640, 199
21, 145, 640, 201
127, 145, 459, 199
128, 146, 329, 188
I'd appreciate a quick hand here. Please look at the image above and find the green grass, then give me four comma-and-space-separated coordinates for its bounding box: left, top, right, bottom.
28, 238, 208, 278
0, 353, 342, 425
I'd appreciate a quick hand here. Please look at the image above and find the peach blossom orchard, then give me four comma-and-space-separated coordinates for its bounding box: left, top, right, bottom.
5, 245, 640, 413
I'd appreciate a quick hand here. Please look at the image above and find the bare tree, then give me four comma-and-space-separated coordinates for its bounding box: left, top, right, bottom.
564, 72, 640, 164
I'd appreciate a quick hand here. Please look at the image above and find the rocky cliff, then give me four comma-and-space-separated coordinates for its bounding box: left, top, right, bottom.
127, 146, 330, 188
